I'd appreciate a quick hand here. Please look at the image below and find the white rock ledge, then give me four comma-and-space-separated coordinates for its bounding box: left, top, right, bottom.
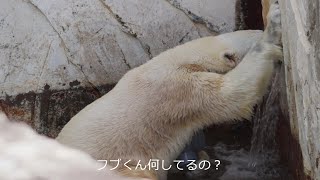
0, 0, 237, 97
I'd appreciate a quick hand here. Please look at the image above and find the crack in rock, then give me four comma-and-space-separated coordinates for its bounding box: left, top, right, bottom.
36, 41, 52, 90
98, 0, 153, 59
94, 50, 111, 82
2, 73, 9, 84
28, 0, 101, 94
179, 32, 190, 43
98, 0, 137, 36
117, 44, 131, 69
165, 0, 220, 33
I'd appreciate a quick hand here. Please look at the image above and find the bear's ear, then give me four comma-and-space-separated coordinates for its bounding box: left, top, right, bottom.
220, 50, 238, 67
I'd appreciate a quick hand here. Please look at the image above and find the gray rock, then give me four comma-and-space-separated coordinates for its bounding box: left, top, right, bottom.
279, 0, 320, 179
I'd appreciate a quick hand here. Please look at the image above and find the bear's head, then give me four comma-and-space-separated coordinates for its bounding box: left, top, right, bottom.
209, 30, 263, 74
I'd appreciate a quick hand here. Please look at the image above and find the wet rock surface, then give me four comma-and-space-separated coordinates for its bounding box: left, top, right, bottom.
0, 84, 114, 137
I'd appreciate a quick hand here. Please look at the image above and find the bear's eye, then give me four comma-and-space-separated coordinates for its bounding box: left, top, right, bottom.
224, 53, 235, 61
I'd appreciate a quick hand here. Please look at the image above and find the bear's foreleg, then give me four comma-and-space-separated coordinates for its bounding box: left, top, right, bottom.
191, 2, 282, 123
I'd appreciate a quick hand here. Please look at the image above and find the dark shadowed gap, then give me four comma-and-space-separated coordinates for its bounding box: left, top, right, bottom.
236, 0, 264, 30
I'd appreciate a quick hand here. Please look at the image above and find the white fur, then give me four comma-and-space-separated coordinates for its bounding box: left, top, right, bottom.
0, 112, 142, 180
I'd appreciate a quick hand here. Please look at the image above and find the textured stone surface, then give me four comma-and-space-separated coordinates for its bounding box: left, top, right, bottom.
0, 84, 114, 137
279, 0, 320, 179
0, 0, 226, 97
166, 0, 237, 33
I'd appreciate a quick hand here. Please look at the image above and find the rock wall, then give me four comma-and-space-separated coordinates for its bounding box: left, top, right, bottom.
0, 0, 215, 97
279, 0, 320, 179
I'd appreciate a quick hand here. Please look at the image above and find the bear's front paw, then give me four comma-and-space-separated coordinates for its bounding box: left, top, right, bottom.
265, 1, 282, 45
268, 2, 281, 26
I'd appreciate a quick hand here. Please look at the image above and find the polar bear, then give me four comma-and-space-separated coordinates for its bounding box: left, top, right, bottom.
0, 112, 141, 180
57, 2, 282, 180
